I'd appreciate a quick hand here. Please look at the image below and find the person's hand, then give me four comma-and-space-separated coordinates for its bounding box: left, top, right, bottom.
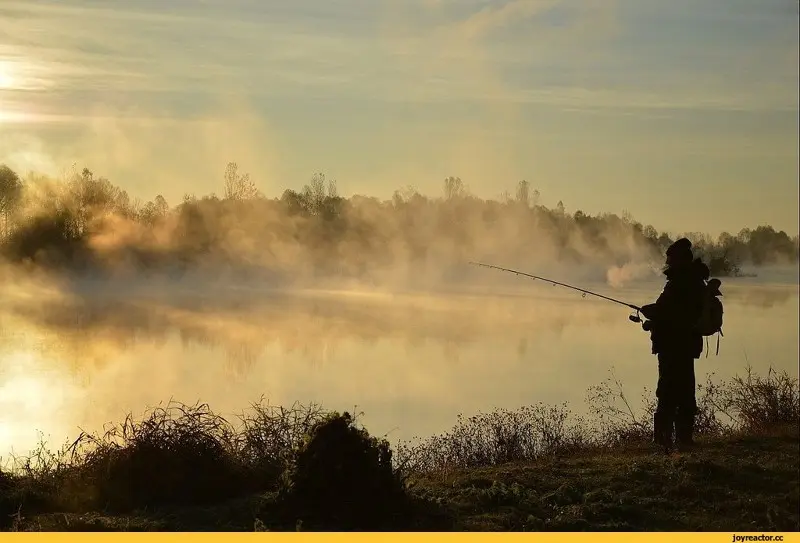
640, 303, 657, 320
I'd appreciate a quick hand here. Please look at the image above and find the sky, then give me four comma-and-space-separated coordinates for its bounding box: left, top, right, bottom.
0, 0, 797, 236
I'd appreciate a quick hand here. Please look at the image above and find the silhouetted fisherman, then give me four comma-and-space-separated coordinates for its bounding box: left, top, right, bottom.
640, 238, 710, 452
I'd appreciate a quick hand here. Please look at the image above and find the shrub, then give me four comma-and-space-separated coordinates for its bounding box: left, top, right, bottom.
3, 209, 87, 266
5, 401, 331, 514
587, 372, 731, 447
716, 367, 800, 433
706, 252, 742, 278
0, 469, 17, 529
67, 403, 244, 511
279, 412, 408, 530
396, 403, 594, 474
400, 366, 799, 474
237, 401, 328, 490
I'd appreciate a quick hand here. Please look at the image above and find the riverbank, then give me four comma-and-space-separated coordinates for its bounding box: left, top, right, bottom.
4, 427, 797, 532
2, 367, 798, 532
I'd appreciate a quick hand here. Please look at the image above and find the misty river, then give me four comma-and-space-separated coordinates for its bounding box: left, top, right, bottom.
1, 267, 798, 459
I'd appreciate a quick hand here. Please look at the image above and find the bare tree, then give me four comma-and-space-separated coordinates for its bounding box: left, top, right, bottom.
223, 162, 260, 201
0, 164, 22, 238
68, 168, 124, 235
154, 195, 169, 216
443, 176, 464, 201
643, 224, 658, 240
531, 188, 540, 207
138, 194, 170, 226
516, 179, 530, 207
302, 172, 338, 216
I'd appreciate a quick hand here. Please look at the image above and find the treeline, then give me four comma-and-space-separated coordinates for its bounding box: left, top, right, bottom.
0, 163, 797, 279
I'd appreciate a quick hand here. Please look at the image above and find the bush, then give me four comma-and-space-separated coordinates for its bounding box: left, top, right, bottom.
400, 366, 799, 474
396, 404, 593, 474
237, 401, 329, 491
705, 252, 742, 278
65, 403, 245, 512
5, 401, 331, 515
0, 469, 17, 529
717, 367, 800, 433
586, 372, 730, 447
2, 209, 88, 266
279, 412, 409, 530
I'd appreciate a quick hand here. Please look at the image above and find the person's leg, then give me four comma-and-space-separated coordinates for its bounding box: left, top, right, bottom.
675, 357, 698, 448
655, 354, 677, 451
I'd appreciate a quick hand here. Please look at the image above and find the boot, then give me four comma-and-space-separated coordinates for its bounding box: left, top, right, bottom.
653, 412, 673, 452
675, 414, 696, 451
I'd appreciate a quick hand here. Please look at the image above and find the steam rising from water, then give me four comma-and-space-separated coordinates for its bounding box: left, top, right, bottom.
606, 262, 661, 289
0, 171, 797, 459
0, 263, 797, 460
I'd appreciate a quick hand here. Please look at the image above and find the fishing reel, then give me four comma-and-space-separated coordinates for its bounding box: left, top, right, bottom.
629, 309, 653, 331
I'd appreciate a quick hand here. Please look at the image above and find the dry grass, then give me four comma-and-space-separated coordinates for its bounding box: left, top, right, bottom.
0, 400, 329, 522
397, 366, 799, 474
1, 366, 797, 531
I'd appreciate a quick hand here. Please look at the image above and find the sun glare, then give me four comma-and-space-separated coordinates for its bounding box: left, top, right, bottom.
0, 349, 82, 457
0, 60, 17, 89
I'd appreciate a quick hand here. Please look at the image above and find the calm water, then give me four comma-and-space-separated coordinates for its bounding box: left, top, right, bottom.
1, 269, 798, 458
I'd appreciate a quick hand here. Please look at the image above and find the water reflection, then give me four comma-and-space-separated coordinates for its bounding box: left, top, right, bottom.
0, 277, 797, 458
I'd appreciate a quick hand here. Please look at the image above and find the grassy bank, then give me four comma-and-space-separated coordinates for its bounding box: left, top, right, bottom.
1, 367, 798, 532
7, 428, 797, 532
411, 428, 799, 531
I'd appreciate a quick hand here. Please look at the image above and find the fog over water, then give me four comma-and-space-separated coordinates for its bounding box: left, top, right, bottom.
1, 264, 797, 459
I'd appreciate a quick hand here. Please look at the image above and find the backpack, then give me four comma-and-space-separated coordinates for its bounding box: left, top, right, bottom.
697, 278, 724, 356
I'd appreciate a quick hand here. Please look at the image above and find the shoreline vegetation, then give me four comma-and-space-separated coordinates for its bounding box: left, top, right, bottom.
1, 366, 797, 532
1, 164, 798, 282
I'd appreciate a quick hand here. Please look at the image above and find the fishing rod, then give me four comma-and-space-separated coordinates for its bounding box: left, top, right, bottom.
469, 261, 644, 317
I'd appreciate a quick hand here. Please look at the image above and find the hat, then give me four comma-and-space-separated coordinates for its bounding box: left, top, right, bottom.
666, 238, 693, 263
707, 278, 722, 296
667, 237, 692, 256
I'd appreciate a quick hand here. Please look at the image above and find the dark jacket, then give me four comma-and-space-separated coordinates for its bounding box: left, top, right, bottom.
642, 259, 708, 358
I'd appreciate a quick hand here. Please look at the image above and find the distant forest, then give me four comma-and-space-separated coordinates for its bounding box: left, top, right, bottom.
0, 163, 797, 280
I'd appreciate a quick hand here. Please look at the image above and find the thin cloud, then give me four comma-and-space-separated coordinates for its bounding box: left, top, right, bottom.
448, 0, 562, 41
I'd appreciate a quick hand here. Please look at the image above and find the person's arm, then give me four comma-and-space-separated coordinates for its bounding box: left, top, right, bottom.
642, 283, 681, 326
